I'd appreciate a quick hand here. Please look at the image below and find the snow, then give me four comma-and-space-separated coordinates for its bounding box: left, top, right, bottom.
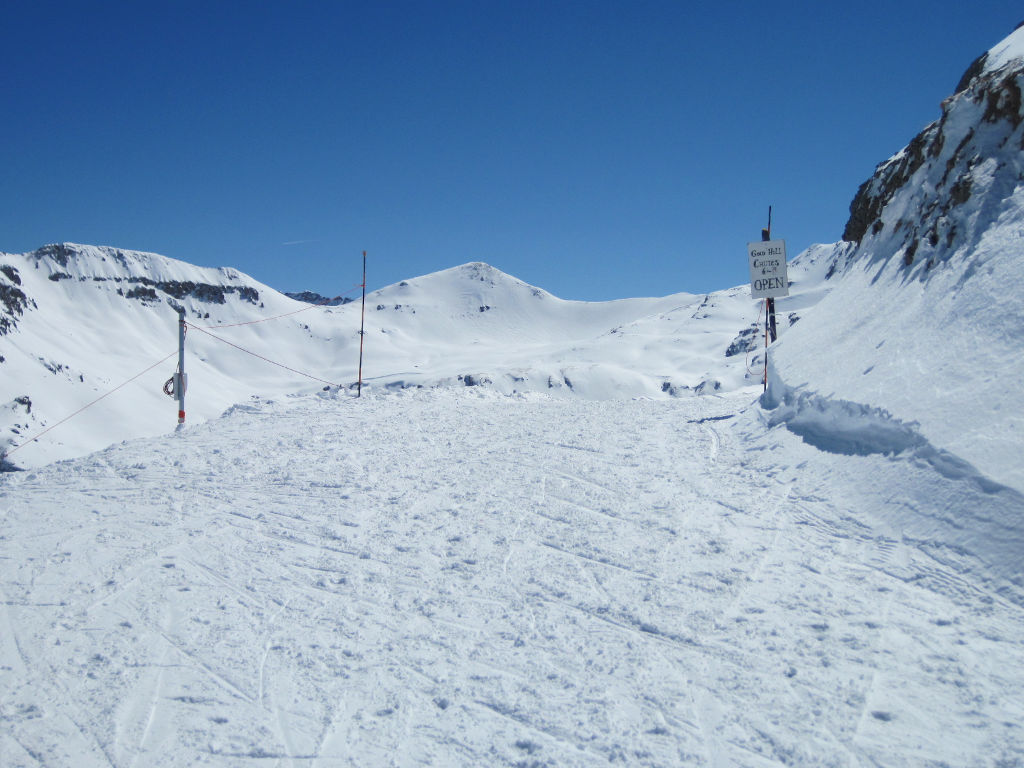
2, 387, 1022, 766
2, 241, 1023, 764
357, 261, 774, 399
0, 243, 346, 469
2, 235, 1022, 765
983, 22, 1024, 72
766, 231, 1024, 493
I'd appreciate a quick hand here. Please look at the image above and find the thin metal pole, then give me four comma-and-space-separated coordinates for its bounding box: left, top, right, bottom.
357, 251, 367, 397
177, 308, 186, 427
762, 208, 776, 391
763, 212, 778, 344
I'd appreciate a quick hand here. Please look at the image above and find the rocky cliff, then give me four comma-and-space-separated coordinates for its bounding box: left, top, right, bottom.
841, 24, 1024, 275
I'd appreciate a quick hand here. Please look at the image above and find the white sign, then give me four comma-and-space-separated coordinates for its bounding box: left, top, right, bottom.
747, 239, 789, 299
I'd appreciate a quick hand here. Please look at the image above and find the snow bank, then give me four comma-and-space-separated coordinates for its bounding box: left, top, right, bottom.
760, 367, 1024, 597
766, 197, 1024, 495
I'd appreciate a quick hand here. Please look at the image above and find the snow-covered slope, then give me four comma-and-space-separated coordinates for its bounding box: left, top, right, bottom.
358, 260, 794, 398
0, 243, 362, 469
2, 388, 1022, 767
2, 245, 816, 469
764, 25, 1024, 494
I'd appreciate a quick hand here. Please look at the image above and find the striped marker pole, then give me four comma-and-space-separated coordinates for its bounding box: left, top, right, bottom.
177, 308, 186, 427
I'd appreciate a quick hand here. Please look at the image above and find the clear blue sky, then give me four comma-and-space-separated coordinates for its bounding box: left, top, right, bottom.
3, 1, 1021, 300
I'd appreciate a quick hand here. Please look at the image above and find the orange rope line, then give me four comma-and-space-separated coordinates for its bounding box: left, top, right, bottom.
183, 322, 339, 387
3, 350, 179, 460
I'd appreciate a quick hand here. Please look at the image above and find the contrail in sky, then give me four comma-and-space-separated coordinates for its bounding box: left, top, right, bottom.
282, 239, 321, 246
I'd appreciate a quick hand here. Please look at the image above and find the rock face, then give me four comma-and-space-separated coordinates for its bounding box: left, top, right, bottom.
30, 243, 261, 305
0, 265, 34, 336
0, 243, 268, 339
284, 291, 353, 306
842, 25, 1024, 271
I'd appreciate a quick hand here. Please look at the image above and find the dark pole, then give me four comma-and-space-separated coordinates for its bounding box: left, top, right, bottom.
357, 251, 367, 397
761, 207, 778, 392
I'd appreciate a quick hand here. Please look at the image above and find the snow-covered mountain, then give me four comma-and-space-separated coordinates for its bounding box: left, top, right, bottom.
0, 243, 362, 469
356, 259, 804, 398
1, 243, 813, 469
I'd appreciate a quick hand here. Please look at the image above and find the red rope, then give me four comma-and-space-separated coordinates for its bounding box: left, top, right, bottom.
2, 286, 360, 462
3, 350, 179, 459
183, 322, 339, 387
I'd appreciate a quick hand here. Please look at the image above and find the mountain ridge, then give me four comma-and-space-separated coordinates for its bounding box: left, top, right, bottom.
841, 24, 1024, 265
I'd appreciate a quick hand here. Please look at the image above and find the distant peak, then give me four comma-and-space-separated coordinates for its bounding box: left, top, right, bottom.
840, 25, 1024, 280
377, 260, 555, 300
956, 24, 1024, 94
458, 261, 501, 275
428, 262, 518, 284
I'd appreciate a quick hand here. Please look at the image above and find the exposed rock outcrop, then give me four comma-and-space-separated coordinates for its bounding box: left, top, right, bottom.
842, 27, 1024, 274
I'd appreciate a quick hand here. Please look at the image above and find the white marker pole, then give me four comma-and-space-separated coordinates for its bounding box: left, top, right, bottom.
176, 308, 186, 428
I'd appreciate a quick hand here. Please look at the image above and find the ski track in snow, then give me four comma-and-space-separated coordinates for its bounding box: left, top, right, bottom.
1, 388, 1022, 767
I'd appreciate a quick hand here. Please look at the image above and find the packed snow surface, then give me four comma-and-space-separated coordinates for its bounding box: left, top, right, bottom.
2, 388, 1022, 766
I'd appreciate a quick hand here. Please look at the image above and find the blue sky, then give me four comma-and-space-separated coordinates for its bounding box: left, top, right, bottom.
3, 1, 1021, 300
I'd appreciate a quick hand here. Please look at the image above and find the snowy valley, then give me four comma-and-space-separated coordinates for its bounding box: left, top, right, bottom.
0, 243, 797, 470
3, 25, 1024, 768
